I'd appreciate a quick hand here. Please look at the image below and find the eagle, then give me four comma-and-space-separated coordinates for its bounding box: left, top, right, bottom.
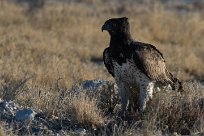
102, 17, 182, 114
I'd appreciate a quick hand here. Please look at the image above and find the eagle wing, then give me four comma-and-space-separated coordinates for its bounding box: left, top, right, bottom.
103, 48, 114, 77
132, 42, 173, 83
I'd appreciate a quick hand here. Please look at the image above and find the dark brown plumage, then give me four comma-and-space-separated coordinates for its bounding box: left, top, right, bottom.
102, 17, 182, 113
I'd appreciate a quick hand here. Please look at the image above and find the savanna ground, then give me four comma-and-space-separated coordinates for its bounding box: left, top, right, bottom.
0, 0, 204, 135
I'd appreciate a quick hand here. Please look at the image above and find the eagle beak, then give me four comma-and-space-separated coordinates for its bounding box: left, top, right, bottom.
101, 23, 110, 32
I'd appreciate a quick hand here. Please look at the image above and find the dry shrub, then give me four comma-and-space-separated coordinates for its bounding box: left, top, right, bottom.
69, 92, 105, 127
0, 74, 31, 101
0, 126, 5, 136
145, 81, 204, 134
111, 82, 204, 135
17, 86, 64, 115
15, 84, 106, 127
0, 124, 14, 136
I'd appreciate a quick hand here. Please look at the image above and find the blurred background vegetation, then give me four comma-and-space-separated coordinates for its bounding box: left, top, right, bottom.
1, 0, 204, 87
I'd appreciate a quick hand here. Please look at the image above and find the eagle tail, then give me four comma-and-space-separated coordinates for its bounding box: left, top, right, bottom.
165, 69, 183, 92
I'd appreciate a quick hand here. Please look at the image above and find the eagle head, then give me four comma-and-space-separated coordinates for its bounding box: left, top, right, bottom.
102, 17, 130, 34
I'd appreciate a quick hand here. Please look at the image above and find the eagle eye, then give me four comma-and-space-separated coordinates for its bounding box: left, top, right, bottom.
112, 23, 117, 27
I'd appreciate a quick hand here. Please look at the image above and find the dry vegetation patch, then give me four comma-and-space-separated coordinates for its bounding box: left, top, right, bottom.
70, 92, 105, 126
145, 82, 204, 134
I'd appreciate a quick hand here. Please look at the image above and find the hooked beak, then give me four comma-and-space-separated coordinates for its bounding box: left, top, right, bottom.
101, 23, 110, 32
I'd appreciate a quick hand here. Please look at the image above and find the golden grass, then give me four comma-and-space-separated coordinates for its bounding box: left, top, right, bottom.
0, 1, 204, 135
70, 92, 105, 126
0, 1, 203, 89
0, 126, 5, 136
105, 81, 204, 135
147, 82, 204, 131
0, 124, 14, 136
0, 2, 108, 88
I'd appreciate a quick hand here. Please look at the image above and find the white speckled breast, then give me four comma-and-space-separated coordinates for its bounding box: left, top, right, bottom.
112, 59, 150, 85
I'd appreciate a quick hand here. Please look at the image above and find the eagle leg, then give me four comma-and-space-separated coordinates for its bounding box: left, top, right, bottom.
139, 82, 154, 110
117, 82, 130, 117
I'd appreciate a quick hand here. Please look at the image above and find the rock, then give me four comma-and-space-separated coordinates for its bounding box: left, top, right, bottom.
15, 108, 36, 121
0, 99, 70, 135
4, 101, 18, 112
82, 80, 111, 90
0, 100, 19, 121
82, 80, 118, 113
82, 79, 117, 99
75, 128, 86, 135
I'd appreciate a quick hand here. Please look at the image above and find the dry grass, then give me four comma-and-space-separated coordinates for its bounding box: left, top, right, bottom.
0, 0, 204, 135
145, 82, 204, 134
0, 124, 14, 136
70, 92, 105, 126
0, 126, 5, 136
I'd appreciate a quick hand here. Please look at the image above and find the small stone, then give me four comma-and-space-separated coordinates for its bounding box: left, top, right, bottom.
15, 108, 36, 121
82, 80, 110, 90
75, 128, 86, 135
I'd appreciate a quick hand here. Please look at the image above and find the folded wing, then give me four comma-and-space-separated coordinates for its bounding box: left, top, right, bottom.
132, 42, 174, 84
103, 48, 114, 77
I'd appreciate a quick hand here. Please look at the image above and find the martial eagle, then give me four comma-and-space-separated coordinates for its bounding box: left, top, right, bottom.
102, 17, 182, 114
